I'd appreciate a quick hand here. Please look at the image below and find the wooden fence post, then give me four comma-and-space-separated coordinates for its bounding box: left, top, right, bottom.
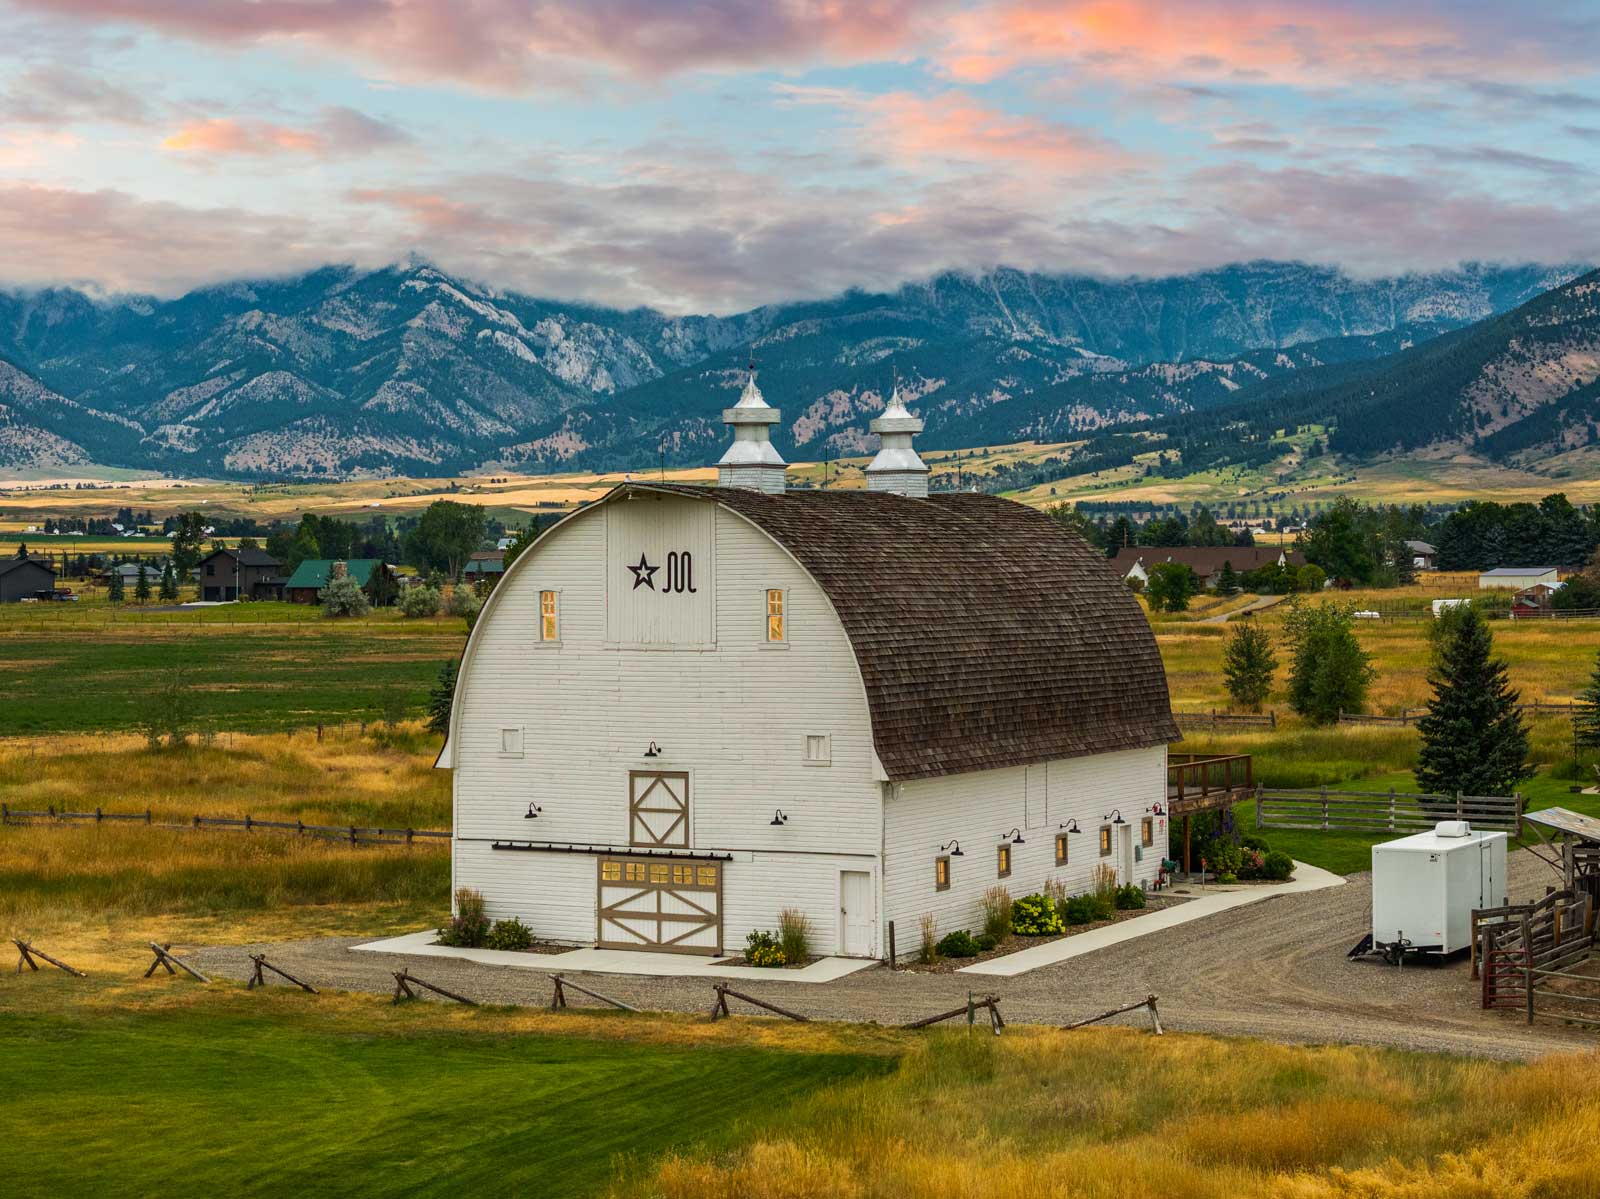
887, 920, 896, 970
1320, 785, 1329, 832
1455, 791, 1464, 821
1388, 789, 1396, 832
1254, 785, 1263, 830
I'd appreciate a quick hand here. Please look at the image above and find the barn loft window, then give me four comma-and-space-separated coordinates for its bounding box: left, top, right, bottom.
935, 856, 951, 891
804, 734, 831, 766
766, 588, 785, 642
601, 861, 621, 881
539, 590, 559, 641
1141, 816, 1154, 848
1055, 833, 1069, 866
499, 727, 524, 757
997, 844, 1011, 878
1098, 825, 1112, 857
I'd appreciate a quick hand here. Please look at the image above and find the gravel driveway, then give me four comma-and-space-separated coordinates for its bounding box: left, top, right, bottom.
191, 850, 1594, 1060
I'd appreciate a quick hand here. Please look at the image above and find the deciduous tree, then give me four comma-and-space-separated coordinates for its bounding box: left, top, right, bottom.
1222, 621, 1277, 712
1284, 599, 1376, 725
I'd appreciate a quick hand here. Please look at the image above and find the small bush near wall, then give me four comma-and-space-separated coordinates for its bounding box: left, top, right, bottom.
1262, 851, 1294, 881
777, 908, 813, 963
1011, 893, 1065, 936
936, 930, 982, 958
485, 917, 533, 951
1113, 884, 1146, 911
1060, 895, 1098, 925
980, 887, 1013, 942
438, 887, 491, 947
918, 912, 938, 964
744, 929, 786, 967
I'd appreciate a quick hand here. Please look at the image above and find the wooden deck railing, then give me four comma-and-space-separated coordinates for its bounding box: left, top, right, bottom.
1167, 754, 1254, 813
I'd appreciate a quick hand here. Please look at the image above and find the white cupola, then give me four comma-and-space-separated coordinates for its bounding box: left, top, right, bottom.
717, 370, 787, 494
865, 383, 929, 498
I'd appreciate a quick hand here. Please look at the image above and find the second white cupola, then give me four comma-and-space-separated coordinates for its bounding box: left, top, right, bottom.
865, 382, 929, 498
717, 369, 787, 494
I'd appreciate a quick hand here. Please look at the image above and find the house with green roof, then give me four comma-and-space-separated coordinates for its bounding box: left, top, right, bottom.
284, 559, 394, 605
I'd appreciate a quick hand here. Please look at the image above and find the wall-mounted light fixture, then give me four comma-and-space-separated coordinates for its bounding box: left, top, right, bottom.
523, 803, 542, 819
643, 742, 662, 758
770, 809, 788, 826
1151, 802, 1164, 816
1105, 809, 1127, 825
1000, 826, 1025, 845
939, 839, 964, 856
1058, 818, 1081, 834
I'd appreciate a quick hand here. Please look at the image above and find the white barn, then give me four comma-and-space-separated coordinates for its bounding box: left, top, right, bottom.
439, 377, 1178, 960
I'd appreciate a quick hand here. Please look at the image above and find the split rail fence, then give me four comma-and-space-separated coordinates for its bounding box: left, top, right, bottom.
1340, 702, 1576, 728
1254, 787, 1523, 834
1474, 888, 1599, 1025
1171, 710, 1276, 732
0, 803, 450, 847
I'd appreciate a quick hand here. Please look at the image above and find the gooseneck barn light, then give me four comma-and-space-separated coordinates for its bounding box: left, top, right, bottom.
939, 839, 964, 856
1000, 826, 1025, 845
1058, 818, 1081, 834
770, 809, 788, 826
524, 803, 542, 819
1105, 809, 1127, 825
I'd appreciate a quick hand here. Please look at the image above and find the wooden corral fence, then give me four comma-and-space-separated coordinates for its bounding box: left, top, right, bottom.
1473, 888, 1598, 1024
1340, 702, 1576, 728
1254, 787, 1523, 835
1172, 709, 1277, 733
0, 803, 450, 847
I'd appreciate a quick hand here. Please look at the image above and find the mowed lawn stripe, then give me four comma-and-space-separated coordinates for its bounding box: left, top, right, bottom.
0, 1008, 886, 1198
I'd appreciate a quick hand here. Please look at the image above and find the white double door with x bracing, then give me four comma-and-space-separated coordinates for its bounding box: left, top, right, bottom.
595, 771, 723, 955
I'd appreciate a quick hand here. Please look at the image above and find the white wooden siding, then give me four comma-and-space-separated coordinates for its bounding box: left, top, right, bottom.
882, 746, 1166, 955
452, 495, 883, 949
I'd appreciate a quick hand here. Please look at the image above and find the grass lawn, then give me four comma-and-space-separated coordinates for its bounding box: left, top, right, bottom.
0, 988, 891, 1199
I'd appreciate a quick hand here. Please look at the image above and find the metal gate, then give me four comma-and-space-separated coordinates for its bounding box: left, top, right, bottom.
597, 856, 722, 955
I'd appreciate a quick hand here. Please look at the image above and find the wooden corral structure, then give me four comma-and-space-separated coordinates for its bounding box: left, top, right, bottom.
1474, 808, 1600, 1026
1166, 753, 1254, 873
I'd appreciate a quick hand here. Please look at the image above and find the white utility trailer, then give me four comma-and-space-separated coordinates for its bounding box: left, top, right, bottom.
1359, 821, 1508, 960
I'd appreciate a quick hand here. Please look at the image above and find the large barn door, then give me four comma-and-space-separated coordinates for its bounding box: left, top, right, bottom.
629, 771, 690, 848
596, 857, 722, 955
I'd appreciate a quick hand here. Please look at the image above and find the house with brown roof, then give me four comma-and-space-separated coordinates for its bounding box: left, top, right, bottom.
439, 375, 1178, 962
197, 547, 284, 602
1111, 545, 1305, 590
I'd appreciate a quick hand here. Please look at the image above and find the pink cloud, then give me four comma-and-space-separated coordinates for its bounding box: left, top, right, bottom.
863, 91, 1131, 172
161, 107, 411, 157
17, 0, 946, 88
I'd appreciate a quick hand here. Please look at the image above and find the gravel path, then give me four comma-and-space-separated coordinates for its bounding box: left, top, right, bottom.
191, 850, 1594, 1060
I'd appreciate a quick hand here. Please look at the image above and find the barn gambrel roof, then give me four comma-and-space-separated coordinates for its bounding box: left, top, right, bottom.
629, 483, 1177, 781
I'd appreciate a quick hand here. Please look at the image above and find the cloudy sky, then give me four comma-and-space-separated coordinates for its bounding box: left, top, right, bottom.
2, 0, 1598, 312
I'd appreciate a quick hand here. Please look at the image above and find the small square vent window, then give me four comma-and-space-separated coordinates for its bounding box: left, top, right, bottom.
500, 727, 524, 756
804, 734, 831, 765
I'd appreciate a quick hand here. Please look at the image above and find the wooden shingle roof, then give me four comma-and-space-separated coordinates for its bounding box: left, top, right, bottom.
628, 484, 1178, 781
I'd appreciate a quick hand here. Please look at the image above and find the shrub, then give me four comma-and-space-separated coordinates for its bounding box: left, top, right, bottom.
445, 587, 481, 621
747, 944, 786, 968
320, 574, 371, 618
1011, 893, 1065, 936
936, 930, 982, 958
1263, 851, 1294, 881
980, 886, 1013, 942
1206, 843, 1243, 881
1114, 884, 1146, 910
485, 916, 533, 951
400, 585, 442, 618
777, 908, 813, 964
974, 932, 997, 952
1061, 895, 1098, 925
744, 928, 778, 964
1238, 847, 1267, 880
918, 912, 938, 964
438, 887, 490, 947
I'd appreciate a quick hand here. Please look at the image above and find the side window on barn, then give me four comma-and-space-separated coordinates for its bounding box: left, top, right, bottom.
996, 844, 1011, 878
1141, 817, 1154, 848
804, 734, 831, 766
1055, 833, 1069, 866
935, 855, 951, 891
500, 727, 524, 757
765, 588, 786, 643
1098, 825, 1112, 857
539, 590, 559, 642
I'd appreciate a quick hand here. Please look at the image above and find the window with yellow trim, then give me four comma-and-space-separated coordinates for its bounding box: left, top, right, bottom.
935, 855, 951, 891
672, 864, 693, 885
1055, 833, 1068, 866
649, 863, 670, 883
766, 588, 785, 642
601, 861, 621, 881
1099, 826, 1113, 857
539, 590, 558, 641
997, 844, 1011, 878
1141, 816, 1154, 848
696, 865, 717, 886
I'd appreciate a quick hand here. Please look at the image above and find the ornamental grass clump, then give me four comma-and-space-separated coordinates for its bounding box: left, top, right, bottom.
918, 912, 938, 964
979, 886, 1013, 943
438, 887, 490, 947
1089, 864, 1118, 919
777, 908, 813, 964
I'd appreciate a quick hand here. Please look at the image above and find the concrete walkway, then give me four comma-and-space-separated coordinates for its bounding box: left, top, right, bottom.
352, 930, 878, 984
960, 859, 1345, 977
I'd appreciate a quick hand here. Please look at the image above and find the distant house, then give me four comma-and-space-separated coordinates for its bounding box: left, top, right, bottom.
98, 561, 164, 586
0, 556, 56, 603
1111, 545, 1306, 590
1511, 583, 1564, 618
1479, 567, 1559, 590
198, 547, 284, 602
1405, 540, 1437, 571
284, 558, 394, 605
463, 550, 505, 582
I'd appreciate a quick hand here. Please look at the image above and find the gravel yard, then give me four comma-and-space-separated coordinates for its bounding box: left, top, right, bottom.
191, 849, 1595, 1060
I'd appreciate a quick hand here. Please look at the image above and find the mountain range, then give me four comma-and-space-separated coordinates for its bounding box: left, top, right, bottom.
0, 259, 1588, 479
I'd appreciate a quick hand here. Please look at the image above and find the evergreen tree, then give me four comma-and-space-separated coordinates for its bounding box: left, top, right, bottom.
1575, 649, 1600, 761
1215, 561, 1240, 597
426, 660, 459, 735
107, 569, 125, 603
134, 563, 151, 602
1222, 621, 1277, 712
1415, 606, 1532, 796
159, 561, 179, 601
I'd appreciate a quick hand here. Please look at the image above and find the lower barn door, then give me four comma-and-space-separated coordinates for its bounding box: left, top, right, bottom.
597, 858, 722, 956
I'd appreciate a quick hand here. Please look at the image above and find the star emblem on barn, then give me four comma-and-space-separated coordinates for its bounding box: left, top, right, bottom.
628, 553, 658, 590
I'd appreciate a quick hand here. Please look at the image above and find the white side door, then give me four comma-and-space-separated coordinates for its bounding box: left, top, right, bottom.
839, 870, 875, 957
1117, 824, 1135, 886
